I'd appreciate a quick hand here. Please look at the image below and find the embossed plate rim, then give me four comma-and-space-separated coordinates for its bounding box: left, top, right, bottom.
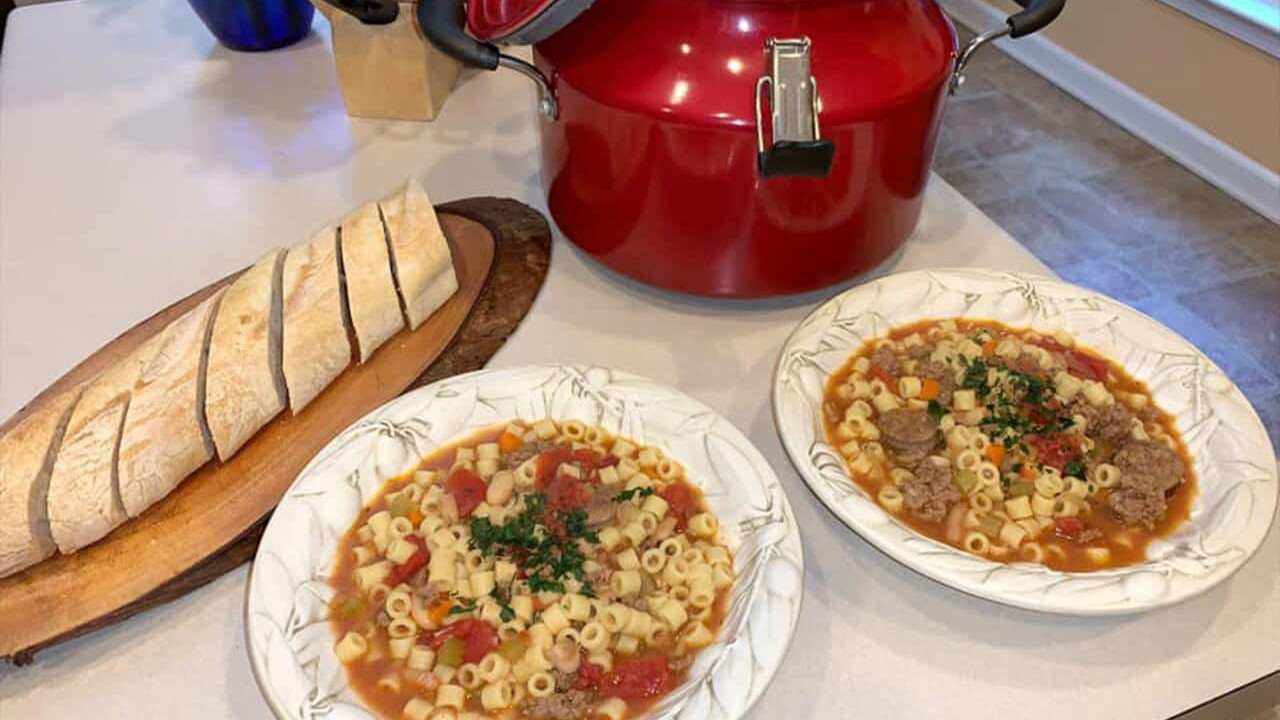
246, 364, 805, 720
771, 267, 1278, 616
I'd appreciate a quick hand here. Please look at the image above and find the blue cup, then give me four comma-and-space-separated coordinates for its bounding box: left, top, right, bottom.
187, 0, 315, 52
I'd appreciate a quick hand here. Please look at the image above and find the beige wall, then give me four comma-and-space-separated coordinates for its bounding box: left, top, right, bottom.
983, 0, 1280, 173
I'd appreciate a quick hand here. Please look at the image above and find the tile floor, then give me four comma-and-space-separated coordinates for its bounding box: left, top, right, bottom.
938, 24, 1280, 455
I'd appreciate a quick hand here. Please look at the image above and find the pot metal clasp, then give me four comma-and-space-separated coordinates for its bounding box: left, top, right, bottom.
755, 37, 835, 178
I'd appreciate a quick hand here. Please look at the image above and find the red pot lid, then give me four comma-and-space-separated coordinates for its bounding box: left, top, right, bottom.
466, 0, 596, 45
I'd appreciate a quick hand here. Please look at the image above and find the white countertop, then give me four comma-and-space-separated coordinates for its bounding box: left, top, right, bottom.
1, 1, 1276, 719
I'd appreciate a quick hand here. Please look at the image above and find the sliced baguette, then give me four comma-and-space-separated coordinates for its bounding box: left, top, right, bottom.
0, 388, 82, 578
117, 289, 224, 518
205, 249, 287, 460
45, 347, 150, 553
282, 225, 353, 412
379, 178, 458, 330
340, 202, 405, 362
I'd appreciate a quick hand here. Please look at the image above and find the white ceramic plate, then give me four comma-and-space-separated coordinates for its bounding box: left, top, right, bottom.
247, 365, 804, 720
773, 267, 1277, 615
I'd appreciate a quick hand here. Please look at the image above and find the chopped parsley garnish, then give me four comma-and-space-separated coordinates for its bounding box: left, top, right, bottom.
1064, 461, 1084, 478
527, 573, 565, 594
470, 492, 547, 557
926, 399, 944, 421
613, 486, 655, 503
955, 356, 1075, 455
469, 490, 600, 597
489, 587, 516, 622
563, 507, 600, 545
448, 602, 477, 615
1017, 373, 1049, 405
960, 358, 991, 397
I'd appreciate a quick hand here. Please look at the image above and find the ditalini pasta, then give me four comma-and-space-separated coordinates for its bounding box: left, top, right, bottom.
329, 420, 734, 720
821, 318, 1196, 573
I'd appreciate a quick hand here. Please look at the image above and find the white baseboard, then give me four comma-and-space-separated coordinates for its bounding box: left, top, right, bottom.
941, 0, 1280, 225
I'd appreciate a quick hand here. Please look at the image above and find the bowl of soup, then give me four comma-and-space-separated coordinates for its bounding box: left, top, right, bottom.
773, 268, 1277, 615
247, 365, 804, 720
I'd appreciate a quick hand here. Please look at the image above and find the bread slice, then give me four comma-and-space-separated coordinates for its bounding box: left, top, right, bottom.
282, 225, 353, 412
0, 388, 82, 578
205, 249, 287, 460
46, 348, 149, 553
379, 179, 458, 330
340, 202, 406, 362
117, 289, 225, 518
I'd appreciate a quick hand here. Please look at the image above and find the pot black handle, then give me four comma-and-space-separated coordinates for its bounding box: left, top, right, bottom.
1008, 0, 1066, 38
417, 0, 499, 70
416, 0, 559, 116
315, 0, 399, 25
950, 0, 1065, 93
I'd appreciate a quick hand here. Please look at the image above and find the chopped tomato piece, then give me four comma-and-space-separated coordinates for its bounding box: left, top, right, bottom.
462, 623, 498, 663
535, 447, 573, 487
1033, 337, 1108, 381
1029, 434, 1079, 473
426, 619, 498, 664
660, 482, 695, 531
870, 366, 895, 387
576, 660, 606, 690
919, 378, 941, 401
1054, 517, 1087, 539
596, 454, 620, 468
604, 654, 673, 700
1031, 337, 1068, 355
572, 448, 600, 474
384, 535, 429, 586
498, 431, 523, 454
1065, 350, 1108, 382
445, 468, 488, 517
546, 473, 589, 512
427, 622, 465, 648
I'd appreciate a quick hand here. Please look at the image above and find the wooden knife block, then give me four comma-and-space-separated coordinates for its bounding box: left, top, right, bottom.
314, 1, 461, 121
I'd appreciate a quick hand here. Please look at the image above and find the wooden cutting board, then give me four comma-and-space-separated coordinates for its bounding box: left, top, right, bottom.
0, 197, 551, 664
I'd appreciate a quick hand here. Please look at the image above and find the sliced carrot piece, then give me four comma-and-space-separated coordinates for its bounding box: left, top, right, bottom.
428, 598, 453, 625
985, 444, 1006, 466
1019, 465, 1037, 479
408, 509, 423, 526
919, 379, 941, 401
499, 431, 523, 454
981, 337, 1000, 356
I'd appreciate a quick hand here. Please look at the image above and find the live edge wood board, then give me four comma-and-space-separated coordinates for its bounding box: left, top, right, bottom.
0, 197, 552, 664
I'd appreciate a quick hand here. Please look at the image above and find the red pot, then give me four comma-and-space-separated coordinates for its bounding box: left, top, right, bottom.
417, 0, 1065, 297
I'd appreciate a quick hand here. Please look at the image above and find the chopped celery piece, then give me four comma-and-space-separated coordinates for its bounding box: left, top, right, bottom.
388, 493, 416, 518
953, 470, 979, 495
497, 637, 528, 664
1007, 481, 1034, 498
979, 514, 1004, 537
437, 638, 465, 668
330, 594, 366, 620
639, 571, 656, 596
